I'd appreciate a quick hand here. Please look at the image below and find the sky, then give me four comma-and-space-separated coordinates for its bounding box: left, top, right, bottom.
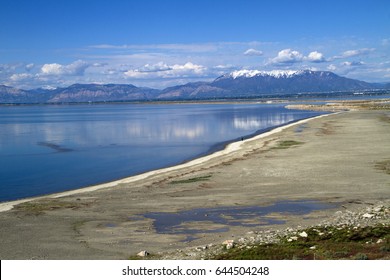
1, 0, 389, 89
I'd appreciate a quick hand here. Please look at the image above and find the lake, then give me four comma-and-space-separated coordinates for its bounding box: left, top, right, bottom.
0, 103, 323, 202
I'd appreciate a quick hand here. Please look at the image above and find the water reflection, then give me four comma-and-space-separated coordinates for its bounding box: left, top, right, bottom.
142, 200, 335, 242
233, 114, 296, 130
0, 103, 322, 201
0, 105, 311, 150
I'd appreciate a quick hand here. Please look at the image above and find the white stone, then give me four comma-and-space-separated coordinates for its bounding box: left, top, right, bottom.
137, 251, 149, 257
362, 213, 374, 219
222, 239, 235, 249
226, 243, 234, 250
298, 231, 308, 238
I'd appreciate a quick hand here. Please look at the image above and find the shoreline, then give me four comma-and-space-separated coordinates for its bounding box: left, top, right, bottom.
0, 112, 335, 212
0, 106, 389, 259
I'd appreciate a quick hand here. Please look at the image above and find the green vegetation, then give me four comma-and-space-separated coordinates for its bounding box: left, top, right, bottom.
213, 224, 390, 260
13, 199, 89, 215
170, 175, 212, 184
272, 140, 304, 150
375, 159, 390, 175
379, 114, 390, 123
72, 220, 86, 235
128, 253, 156, 260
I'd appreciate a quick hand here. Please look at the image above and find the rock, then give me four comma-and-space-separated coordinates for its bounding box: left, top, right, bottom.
362, 213, 374, 219
377, 239, 384, 244
137, 251, 149, 257
222, 240, 235, 249
226, 243, 234, 250
288, 236, 298, 242
335, 211, 343, 216
298, 231, 308, 238
310, 246, 316, 250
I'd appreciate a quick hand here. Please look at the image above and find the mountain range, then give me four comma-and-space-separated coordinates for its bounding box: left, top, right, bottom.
1, 70, 389, 103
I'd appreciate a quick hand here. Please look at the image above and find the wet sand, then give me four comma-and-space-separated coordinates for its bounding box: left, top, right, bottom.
0, 109, 389, 259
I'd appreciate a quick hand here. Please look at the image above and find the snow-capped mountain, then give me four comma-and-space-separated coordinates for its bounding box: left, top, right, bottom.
210, 70, 373, 96
223, 69, 306, 79
0, 70, 386, 103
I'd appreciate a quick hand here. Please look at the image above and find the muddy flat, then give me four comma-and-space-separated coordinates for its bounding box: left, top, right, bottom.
0, 109, 389, 259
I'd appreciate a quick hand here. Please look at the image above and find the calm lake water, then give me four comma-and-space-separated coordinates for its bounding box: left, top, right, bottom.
0, 103, 323, 202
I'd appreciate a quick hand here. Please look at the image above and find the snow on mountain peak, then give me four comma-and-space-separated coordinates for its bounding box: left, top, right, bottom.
229, 69, 306, 79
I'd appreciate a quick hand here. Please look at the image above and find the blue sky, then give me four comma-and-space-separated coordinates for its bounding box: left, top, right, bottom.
1, 0, 389, 89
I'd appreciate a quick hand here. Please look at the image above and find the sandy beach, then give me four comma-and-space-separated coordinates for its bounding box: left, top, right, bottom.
0, 107, 389, 259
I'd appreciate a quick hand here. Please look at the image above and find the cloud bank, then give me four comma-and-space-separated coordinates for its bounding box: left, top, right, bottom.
40, 60, 90, 76
1, 41, 388, 89
124, 62, 207, 80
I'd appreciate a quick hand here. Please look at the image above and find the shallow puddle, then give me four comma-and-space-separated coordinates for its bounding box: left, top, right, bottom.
142, 200, 335, 241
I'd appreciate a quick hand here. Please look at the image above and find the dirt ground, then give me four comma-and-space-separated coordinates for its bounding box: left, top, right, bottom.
0, 109, 389, 259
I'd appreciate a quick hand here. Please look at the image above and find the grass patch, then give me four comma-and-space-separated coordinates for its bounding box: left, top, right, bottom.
379, 114, 390, 123
212, 224, 390, 260
375, 159, 390, 175
128, 253, 156, 260
13, 199, 89, 215
272, 140, 304, 150
170, 175, 212, 184
72, 220, 86, 235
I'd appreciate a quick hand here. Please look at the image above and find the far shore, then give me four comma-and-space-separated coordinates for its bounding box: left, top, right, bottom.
0, 100, 389, 259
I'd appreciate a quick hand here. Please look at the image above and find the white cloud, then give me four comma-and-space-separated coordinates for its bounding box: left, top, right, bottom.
342, 50, 361, 58
243, 48, 263, 56
342, 61, 365, 66
327, 64, 337, 71
213, 64, 236, 70
41, 63, 63, 75
270, 49, 304, 64
0, 63, 19, 73
306, 51, 326, 63
25, 63, 35, 71
170, 62, 205, 75
92, 62, 108, 67
138, 62, 172, 72
123, 69, 148, 79
124, 62, 207, 79
334, 48, 375, 59
10, 73, 34, 81
40, 60, 90, 76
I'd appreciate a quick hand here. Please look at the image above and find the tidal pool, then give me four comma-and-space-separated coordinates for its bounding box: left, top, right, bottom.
142, 200, 335, 241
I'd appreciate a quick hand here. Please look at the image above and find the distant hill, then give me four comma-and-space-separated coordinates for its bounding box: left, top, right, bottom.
0, 70, 388, 103
47, 84, 160, 103
0, 84, 160, 103
212, 70, 373, 94
161, 70, 375, 99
